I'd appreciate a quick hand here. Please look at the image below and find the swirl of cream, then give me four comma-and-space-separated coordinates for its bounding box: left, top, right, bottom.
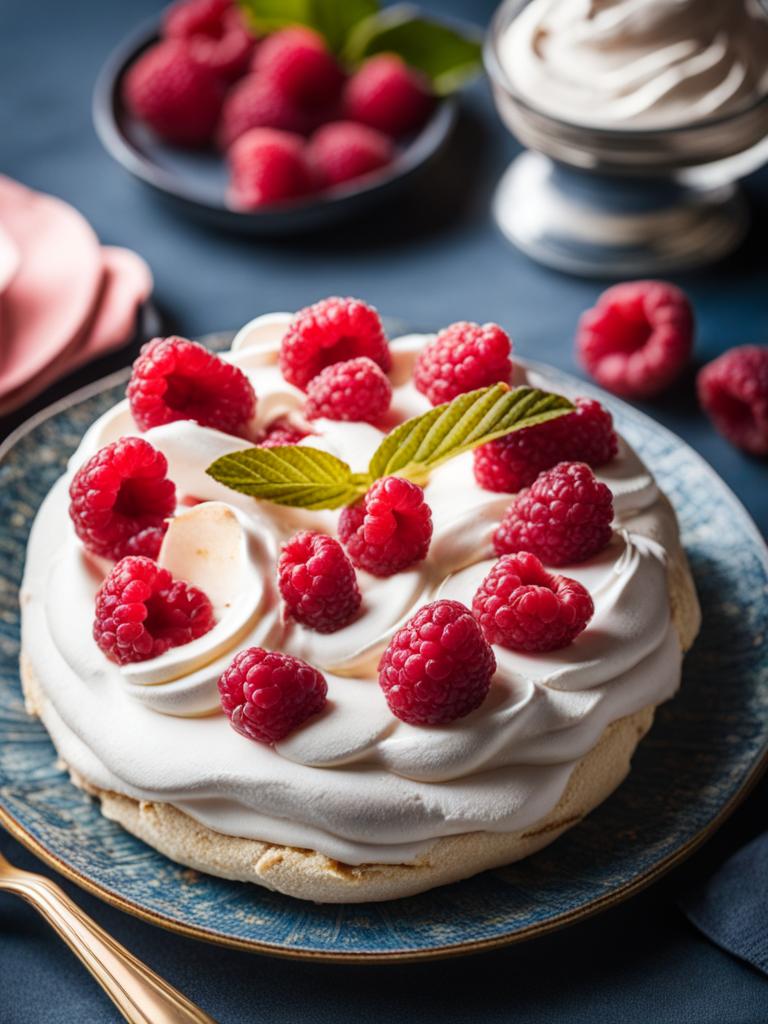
500, 0, 768, 128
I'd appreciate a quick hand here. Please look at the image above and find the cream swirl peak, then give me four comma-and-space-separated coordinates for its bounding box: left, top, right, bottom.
499, 0, 768, 129
20, 321, 696, 866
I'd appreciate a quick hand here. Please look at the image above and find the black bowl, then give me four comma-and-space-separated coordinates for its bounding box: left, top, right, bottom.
92, 19, 458, 235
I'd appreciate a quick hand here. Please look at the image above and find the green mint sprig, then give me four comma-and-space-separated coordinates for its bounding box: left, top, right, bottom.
206, 383, 573, 511
236, 1, 483, 93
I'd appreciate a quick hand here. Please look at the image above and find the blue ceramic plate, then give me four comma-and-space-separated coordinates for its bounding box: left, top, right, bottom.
1, 339, 766, 962
92, 21, 458, 235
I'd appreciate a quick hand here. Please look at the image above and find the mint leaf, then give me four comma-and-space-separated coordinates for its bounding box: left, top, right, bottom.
237, 0, 379, 53
237, 0, 311, 35
368, 384, 574, 482
344, 4, 483, 94
312, 0, 379, 52
206, 446, 368, 510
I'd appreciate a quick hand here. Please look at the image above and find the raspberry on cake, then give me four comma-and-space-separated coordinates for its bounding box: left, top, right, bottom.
123, 39, 225, 147
278, 531, 361, 633
414, 321, 513, 406
306, 121, 394, 189
577, 280, 694, 398
473, 397, 618, 493
127, 336, 256, 435
343, 54, 434, 137
378, 599, 496, 725
279, 296, 391, 389
697, 345, 768, 456
472, 552, 594, 653
252, 27, 345, 112
493, 462, 614, 566
218, 647, 328, 743
339, 476, 433, 577
304, 356, 392, 423
257, 418, 310, 448
93, 556, 216, 664
228, 127, 315, 209
69, 437, 176, 561
164, 0, 255, 80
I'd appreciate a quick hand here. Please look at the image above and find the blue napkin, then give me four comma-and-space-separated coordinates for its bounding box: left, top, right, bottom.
681, 830, 768, 976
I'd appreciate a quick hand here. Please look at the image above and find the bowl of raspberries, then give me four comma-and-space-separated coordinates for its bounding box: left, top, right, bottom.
94, 0, 480, 232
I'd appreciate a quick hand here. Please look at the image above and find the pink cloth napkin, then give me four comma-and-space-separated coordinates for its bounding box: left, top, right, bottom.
0, 176, 152, 415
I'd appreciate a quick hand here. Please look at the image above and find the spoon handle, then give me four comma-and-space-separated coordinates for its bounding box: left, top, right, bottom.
1, 863, 217, 1024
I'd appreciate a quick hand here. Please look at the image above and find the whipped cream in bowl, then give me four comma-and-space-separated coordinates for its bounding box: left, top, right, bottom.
20, 320, 699, 868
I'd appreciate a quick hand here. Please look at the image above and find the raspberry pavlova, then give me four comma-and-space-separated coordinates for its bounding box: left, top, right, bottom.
20, 297, 700, 902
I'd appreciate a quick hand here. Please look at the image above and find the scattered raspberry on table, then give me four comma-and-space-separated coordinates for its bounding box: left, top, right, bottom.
576, 280, 694, 399
697, 345, 768, 455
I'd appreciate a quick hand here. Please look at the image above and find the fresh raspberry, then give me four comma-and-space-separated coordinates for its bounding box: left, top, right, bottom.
306, 121, 394, 189
93, 556, 215, 664
164, 0, 255, 80
577, 280, 694, 398
305, 356, 392, 423
253, 27, 344, 112
218, 647, 327, 743
278, 531, 361, 633
217, 74, 313, 150
378, 600, 495, 725
339, 476, 432, 577
343, 54, 434, 137
123, 39, 225, 147
127, 336, 256, 435
493, 462, 614, 566
473, 397, 618, 494
472, 552, 594, 653
279, 297, 391, 390
257, 418, 310, 447
414, 321, 513, 406
69, 438, 177, 561
697, 345, 768, 455
228, 127, 314, 209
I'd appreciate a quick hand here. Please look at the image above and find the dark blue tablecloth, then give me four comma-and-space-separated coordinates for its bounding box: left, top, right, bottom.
1, 0, 767, 1020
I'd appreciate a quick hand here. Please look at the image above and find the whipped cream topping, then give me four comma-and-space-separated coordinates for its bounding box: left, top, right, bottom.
21, 322, 688, 865
499, 0, 768, 129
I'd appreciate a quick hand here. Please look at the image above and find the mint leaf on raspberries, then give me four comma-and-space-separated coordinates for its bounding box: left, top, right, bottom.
344, 7, 483, 94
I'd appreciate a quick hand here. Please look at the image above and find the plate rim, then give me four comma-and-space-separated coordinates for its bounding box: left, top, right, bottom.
91, 17, 459, 227
1, 348, 767, 963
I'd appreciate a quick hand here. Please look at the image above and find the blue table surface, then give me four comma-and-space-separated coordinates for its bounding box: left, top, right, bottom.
1, 0, 767, 1020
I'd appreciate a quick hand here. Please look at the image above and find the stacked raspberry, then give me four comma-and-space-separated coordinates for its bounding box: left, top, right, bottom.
123, 4, 435, 209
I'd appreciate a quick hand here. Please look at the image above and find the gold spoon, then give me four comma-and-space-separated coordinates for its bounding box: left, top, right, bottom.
0, 849, 218, 1023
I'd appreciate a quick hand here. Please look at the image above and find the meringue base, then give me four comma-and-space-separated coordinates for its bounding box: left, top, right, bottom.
20, 540, 699, 903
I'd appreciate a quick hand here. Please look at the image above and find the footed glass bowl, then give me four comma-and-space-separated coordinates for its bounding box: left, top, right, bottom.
484, 0, 768, 276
